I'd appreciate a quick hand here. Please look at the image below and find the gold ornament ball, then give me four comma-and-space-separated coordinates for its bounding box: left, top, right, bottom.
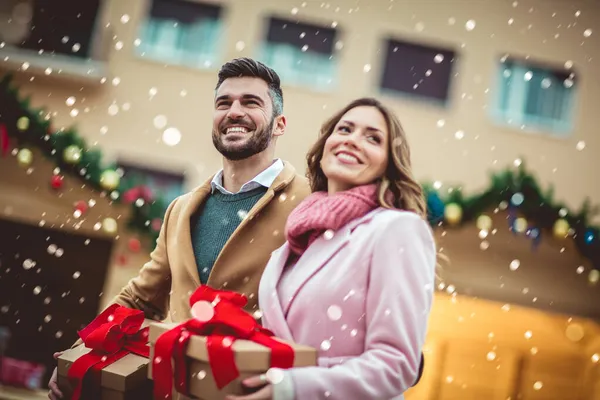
100, 170, 120, 191
16, 116, 30, 131
553, 219, 570, 239
444, 203, 463, 226
514, 217, 528, 233
17, 148, 33, 167
565, 323, 585, 342
102, 217, 118, 235
476, 215, 493, 231
63, 145, 82, 164
589, 269, 599, 285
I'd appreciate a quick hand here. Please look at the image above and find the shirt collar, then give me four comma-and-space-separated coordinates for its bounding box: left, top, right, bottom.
210, 159, 284, 195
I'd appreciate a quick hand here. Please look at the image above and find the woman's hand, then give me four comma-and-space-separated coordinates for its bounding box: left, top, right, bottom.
225, 374, 273, 400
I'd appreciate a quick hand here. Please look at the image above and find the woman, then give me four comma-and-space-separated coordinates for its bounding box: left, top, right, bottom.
227, 98, 436, 400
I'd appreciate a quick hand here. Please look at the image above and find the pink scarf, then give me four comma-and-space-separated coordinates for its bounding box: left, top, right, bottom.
285, 184, 380, 255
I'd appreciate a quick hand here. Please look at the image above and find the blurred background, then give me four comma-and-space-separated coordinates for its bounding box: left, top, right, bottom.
0, 0, 599, 398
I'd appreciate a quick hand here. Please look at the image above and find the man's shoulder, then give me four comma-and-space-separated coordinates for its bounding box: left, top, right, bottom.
284, 171, 311, 200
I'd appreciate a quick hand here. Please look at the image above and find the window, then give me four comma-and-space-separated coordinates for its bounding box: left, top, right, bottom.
0, 0, 102, 59
380, 38, 456, 104
258, 17, 339, 90
137, 0, 223, 69
492, 57, 576, 135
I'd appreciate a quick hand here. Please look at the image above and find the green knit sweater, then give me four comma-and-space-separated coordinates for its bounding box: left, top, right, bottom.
192, 186, 268, 283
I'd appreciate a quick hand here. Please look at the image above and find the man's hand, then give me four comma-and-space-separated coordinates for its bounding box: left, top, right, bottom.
47, 352, 64, 400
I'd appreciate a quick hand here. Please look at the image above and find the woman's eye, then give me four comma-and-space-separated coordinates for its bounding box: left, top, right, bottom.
338, 126, 351, 133
368, 135, 382, 144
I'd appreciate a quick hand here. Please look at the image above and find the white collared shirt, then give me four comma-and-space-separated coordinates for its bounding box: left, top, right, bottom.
210, 159, 284, 195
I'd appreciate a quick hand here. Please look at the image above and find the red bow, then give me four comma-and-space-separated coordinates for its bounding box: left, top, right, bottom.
0, 124, 9, 157
152, 285, 295, 399
67, 304, 150, 400
122, 185, 153, 204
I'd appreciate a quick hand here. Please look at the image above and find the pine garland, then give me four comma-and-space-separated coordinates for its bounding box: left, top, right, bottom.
423, 164, 600, 267
0, 74, 165, 246
1, 73, 598, 267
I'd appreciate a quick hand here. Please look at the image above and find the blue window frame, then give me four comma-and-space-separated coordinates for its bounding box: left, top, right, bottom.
136, 0, 223, 69
491, 57, 576, 135
258, 17, 338, 91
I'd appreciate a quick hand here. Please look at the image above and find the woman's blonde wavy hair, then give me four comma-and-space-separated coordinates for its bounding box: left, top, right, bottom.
306, 97, 427, 218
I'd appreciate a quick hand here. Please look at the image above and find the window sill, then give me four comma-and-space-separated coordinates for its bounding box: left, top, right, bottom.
379, 88, 451, 110
489, 111, 573, 139
132, 49, 220, 74
0, 46, 109, 86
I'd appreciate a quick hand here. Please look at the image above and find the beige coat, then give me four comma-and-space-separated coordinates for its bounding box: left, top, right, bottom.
112, 161, 310, 322
69, 162, 309, 399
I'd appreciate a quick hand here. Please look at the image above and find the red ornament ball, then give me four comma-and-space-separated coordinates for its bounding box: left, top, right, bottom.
50, 175, 64, 190
74, 200, 88, 214
117, 254, 128, 266
128, 238, 141, 253
151, 218, 162, 232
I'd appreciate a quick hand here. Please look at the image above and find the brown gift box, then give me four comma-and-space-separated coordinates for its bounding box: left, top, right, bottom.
57, 322, 153, 400
148, 322, 318, 400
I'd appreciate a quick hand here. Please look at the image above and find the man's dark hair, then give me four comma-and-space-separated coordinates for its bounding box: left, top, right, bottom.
215, 58, 284, 116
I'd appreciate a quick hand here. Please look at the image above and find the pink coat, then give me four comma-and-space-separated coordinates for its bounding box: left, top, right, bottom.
258, 208, 437, 400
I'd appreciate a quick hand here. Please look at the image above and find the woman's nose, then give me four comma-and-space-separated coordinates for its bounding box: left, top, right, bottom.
343, 132, 361, 148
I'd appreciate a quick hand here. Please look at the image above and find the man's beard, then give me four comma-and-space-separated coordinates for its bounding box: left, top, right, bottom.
212, 117, 275, 161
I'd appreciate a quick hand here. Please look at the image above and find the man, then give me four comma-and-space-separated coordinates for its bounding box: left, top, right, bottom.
47, 57, 311, 399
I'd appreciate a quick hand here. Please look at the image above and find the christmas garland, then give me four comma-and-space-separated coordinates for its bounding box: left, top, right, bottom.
1, 72, 599, 277
0, 74, 166, 246
424, 165, 600, 280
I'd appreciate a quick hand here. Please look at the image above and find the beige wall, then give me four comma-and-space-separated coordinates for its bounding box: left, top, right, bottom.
4, 0, 600, 214
406, 293, 600, 400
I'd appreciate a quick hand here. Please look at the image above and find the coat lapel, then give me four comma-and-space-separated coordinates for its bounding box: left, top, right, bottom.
259, 244, 295, 341
278, 209, 385, 317
281, 225, 352, 316
178, 178, 213, 287
208, 162, 297, 283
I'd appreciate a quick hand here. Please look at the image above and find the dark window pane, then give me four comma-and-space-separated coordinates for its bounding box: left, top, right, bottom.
150, 0, 221, 24
18, 0, 101, 59
380, 38, 456, 102
266, 17, 336, 55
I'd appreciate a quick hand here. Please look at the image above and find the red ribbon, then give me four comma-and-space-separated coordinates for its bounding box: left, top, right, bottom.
122, 185, 153, 204
0, 124, 9, 157
66, 304, 150, 400
152, 285, 295, 399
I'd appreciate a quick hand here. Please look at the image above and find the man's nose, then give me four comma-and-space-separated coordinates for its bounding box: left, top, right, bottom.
227, 101, 245, 119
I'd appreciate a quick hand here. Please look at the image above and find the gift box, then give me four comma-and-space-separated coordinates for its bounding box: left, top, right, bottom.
0, 356, 45, 390
56, 304, 153, 400
148, 285, 318, 400
57, 345, 151, 400
148, 322, 317, 400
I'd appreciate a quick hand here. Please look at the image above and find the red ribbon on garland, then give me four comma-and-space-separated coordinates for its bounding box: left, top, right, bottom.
66, 304, 150, 400
0, 124, 9, 156
122, 185, 153, 204
152, 285, 295, 399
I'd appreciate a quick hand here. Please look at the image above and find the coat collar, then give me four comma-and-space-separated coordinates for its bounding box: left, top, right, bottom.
261, 208, 386, 329
178, 161, 300, 286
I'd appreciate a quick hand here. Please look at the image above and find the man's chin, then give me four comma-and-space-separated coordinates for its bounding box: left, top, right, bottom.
215, 144, 256, 160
